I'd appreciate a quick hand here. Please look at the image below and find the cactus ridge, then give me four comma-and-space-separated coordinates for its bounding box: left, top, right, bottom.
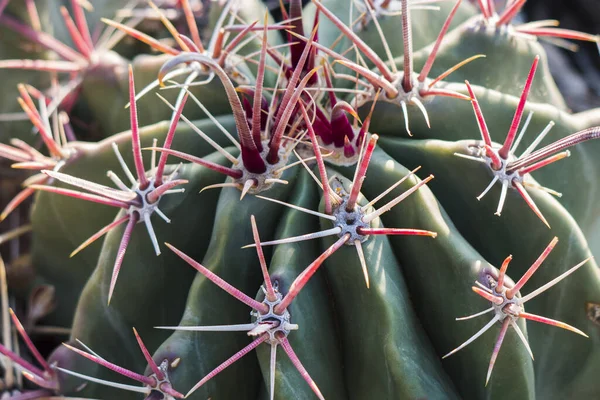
245, 133, 437, 289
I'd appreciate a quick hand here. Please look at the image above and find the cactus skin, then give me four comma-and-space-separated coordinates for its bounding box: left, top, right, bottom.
1, 0, 599, 399
380, 137, 600, 398
31, 116, 238, 327
371, 89, 600, 257
254, 171, 347, 400
58, 157, 231, 398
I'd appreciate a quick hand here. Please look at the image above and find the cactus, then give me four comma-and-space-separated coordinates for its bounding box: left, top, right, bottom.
1, 0, 599, 399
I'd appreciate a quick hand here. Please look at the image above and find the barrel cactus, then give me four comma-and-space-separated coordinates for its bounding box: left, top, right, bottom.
0, 0, 599, 399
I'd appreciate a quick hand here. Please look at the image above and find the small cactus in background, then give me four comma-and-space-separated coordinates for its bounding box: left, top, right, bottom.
0, 0, 599, 399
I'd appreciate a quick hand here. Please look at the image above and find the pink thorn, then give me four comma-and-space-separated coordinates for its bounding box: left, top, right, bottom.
161, 383, 185, 399
186, 334, 268, 397
299, 102, 332, 215
485, 0, 495, 17
252, 19, 268, 150
358, 228, 437, 237
310, 8, 319, 71
211, 29, 225, 60
0, 345, 47, 386
155, 93, 188, 186
146, 179, 188, 204
512, 180, 550, 228
29, 184, 130, 209
418, 0, 462, 83
17, 83, 39, 113
12, 161, 55, 170
101, 18, 180, 56
70, 0, 94, 49
268, 66, 321, 164
221, 21, 259, 64
515, 27, 599, 43
506, 236, 558, 299
0, 15, 84, 62
21, 370, 56, 391
346, 135, 378, 212
357, 90, 381, 147
270, 26, 317, 147
180, 0, 204, 52
71, 215, 130, 258
275, 234, 349, 314
0, 187, 36, 222
166, 243, 268, 313
312, 0, 394, 82
17, 98, 63, 158
421, 87, 471, 101
280, 336, 324, 400
429, 55, 487, 93
496, 0, 526, 26
11, 138, 46, 159
476, 0, 490, 19
178, 34, 200, 53
286, 30, 352, 66
472, 286, 504, 305
290, 0, 306, 69
22, 83, 45, 100
250, 215, 276, 302
333, 60, 398, 98
506, 127, 600, 174
322, 64, 338, 107
132, 327, 164, 381
9, 309, 52, 373
159, 53, 261, 173
498, 56, 539, 160
107, 214, 138, 305
0, 143, 31, 162
224, 24, 295, 33
465, 80, 492, 147
148, 147, 243, 179
517, 151, 570, 176
0, 59, 82, 72
128, 65, 150, 190
519, 312, 588, 337
63, 342, 155, 386
60, 7, 92, 59
496, 255, 512, 292
485, 318, 510, 386
484, 145, 502, 170
24, 0, 41, 31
